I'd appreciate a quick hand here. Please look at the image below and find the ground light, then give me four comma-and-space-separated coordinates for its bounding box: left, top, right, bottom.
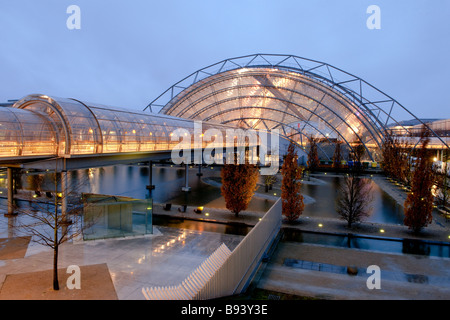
380, 229, 385, 233
194, 206, 203, 214
318, 223, 323, 228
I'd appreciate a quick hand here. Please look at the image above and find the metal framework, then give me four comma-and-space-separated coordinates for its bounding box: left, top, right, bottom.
146, 53, 449, 161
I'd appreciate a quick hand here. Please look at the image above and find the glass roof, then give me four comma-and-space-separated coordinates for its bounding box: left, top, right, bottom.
159, 67, 382, 160
150, 54, 449, 161
0, 94, 234, 158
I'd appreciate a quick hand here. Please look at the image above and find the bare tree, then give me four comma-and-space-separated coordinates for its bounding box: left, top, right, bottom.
6, 166, 98, 291
263, 174, 277, 192
336, 173, 373, 228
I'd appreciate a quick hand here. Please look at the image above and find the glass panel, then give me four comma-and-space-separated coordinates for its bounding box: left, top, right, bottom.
82, 194, 152, 240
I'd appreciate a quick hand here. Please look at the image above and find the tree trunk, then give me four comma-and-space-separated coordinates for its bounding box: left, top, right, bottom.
53, 245, 59, 290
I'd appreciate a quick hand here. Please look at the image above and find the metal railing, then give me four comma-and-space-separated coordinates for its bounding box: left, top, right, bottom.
142, 198, 282, 300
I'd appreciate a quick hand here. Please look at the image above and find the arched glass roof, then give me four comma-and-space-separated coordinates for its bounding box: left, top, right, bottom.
147, 54, 449, 161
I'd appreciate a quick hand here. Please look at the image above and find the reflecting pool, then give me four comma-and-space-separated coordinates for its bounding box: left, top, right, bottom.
0, 165, 427, 225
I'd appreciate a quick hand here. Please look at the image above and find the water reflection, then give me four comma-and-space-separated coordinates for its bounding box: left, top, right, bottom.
301, 176, 405, 224
0, 167, 426, 224
282, 228, 450, 258
152, 215, 250, 236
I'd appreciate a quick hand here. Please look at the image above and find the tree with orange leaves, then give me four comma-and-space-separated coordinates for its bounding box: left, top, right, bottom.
221, 160, 259, 217
404, 127, 435, 234
281, 143, 304, 222
307, 136, 320, 172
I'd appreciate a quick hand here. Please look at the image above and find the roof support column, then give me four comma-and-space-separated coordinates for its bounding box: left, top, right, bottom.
196, 164, 203, 176
61, 170, 68, 221
181, 163, 191, 192
146, 161, 155, 193
5, 167, 15, 216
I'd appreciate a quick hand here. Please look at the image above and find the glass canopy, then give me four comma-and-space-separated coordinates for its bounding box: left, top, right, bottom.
0, 94, 235, 158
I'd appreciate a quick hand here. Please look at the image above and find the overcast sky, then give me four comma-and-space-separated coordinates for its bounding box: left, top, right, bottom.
0, 0, 449, 119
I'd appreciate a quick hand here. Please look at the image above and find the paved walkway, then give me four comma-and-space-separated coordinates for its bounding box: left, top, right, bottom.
256, 242, 450, 300
1, 173, 449, 300
0, 225, 244, 299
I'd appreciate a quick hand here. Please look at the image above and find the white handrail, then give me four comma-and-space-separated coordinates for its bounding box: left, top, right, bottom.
142, 198, 281, 300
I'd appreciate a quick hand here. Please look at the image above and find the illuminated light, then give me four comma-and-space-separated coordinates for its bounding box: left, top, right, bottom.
380, 229, 385, 233
259, 218, 262, 221
33, 194, 38, 198
318, 223, 323, 228
211, 167, 214, 169
132, 130, 136, 134
434, 157, 438, 162
89, 128, 93, 134
273, 193, 277, 196
194, 206, 203, 214
205, 213, 209, 216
